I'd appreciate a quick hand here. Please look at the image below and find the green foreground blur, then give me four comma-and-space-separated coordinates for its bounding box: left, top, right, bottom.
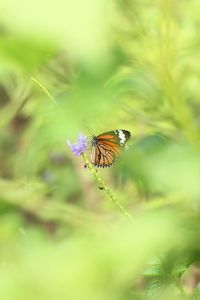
0, 1, 200, 299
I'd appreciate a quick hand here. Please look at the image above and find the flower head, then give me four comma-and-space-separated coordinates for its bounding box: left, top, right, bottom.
67, 133, 88, 156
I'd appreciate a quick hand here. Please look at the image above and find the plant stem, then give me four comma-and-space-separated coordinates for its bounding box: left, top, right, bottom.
174, 279, 187, 297
82, 153, 134, 221
31, 77, 55, 103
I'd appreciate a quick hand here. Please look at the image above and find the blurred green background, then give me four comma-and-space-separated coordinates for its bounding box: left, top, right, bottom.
1, 0, 200, 299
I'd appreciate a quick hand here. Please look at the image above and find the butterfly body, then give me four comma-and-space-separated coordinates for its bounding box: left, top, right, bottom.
90, 130, 131, 167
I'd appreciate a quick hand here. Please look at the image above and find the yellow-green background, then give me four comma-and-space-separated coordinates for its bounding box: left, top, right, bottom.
0, 0, 200, 299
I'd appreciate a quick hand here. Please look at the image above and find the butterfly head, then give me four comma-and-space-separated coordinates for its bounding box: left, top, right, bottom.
91, 136, 98, 146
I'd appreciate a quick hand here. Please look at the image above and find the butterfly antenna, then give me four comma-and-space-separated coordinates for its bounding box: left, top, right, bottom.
85, 127, 96, 142
88, 128, 95, 137
81, 126, 92, 151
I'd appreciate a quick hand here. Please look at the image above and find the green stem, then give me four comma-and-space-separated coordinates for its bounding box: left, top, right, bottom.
174, 278, 187, 297
31, 77, 55, 103
82, 153, 134, 221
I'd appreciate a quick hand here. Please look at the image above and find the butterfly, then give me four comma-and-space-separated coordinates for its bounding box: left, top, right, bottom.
90, 129, 131, 168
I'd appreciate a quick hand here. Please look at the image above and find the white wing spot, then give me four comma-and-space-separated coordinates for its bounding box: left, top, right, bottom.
118, 130, 126, 145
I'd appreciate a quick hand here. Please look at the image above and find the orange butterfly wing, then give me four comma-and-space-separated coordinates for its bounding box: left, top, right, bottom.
90, 130, 131, 167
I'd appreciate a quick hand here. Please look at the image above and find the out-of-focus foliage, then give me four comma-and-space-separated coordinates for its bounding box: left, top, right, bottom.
0, 0, 200, 299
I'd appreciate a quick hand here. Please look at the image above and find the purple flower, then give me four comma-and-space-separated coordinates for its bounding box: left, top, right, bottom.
67, 133, 88, 156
